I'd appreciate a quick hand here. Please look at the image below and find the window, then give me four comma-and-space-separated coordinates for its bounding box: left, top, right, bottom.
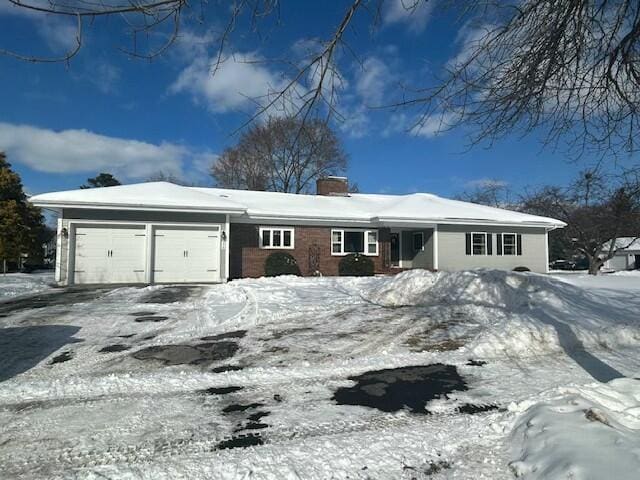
465, 232, 493, 256
497, 233, 522, 256
331, 229, 378, 255
413, 232, 424, 252
259, 227, 294, 249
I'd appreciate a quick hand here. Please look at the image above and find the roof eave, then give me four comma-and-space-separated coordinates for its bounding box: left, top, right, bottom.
29, 200, 246, 215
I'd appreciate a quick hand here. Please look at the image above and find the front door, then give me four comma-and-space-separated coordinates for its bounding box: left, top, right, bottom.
390, 232, 400, 267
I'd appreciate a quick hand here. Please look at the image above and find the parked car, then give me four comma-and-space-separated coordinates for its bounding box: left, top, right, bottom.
549, 259, 576, 270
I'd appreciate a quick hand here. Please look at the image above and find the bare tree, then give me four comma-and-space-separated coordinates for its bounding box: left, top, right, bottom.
455, 179, 512, 208
212, 116, 348, 193
521, 169, 640, 274
5, 1, 640, 156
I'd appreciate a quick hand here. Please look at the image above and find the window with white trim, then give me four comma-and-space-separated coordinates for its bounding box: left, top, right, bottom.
259, 227, 294, 249
465, 232, 493, 255
496, 233, 522, 256
502, 233, 517, 255
413, 232, 424, 251
331, 229, 378, 255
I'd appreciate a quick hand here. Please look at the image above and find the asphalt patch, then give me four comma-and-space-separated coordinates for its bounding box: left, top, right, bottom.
201, 330, 247, 341
134, 316, 168, 323
202, 386, 243, 395
332, 364, 468, 414
142, 286, 200, 304
236, 422, 268, 431
247, 411, 270, 422
466, 359, 487, 367
211, 364, 244, 373
0, 288, 113, 315
216, 434, 263, 450
99, 344, 131, 353
457, 403, 498, 415
49, 351, 73, 364
222, 402, 264, 414
132, 341, 239, 365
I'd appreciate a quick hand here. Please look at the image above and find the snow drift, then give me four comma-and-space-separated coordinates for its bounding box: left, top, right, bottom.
364, 269, 640, 357
509, 378, 640, 480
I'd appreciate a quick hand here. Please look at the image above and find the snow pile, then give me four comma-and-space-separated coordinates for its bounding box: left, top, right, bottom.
611, 270, 640, 277
0, 271, 54, 300
509, 378, 640, 480
365, 269, 536, 310
365, 269, 640, 357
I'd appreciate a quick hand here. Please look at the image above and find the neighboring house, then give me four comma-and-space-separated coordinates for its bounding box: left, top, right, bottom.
603, 237, 640, 271
29, 177, 565, 285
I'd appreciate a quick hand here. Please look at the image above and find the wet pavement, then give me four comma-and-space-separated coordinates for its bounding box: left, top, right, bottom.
333, 364, 468, 414
131, 341, 239, 366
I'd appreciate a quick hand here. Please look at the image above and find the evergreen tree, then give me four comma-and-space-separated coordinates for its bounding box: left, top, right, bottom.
81, 173, 121, 189
0, 152, 47, 271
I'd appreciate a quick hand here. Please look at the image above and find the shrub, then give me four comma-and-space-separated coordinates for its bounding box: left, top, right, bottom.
513, 266, 531, 272
338, 253, 374, 276
264, 252, 301, 277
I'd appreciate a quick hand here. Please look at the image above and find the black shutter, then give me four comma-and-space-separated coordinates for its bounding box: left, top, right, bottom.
496, 234, 503, 255
517, 234, 522, 255
465, 233, 471, 255
487, 233, 492, 255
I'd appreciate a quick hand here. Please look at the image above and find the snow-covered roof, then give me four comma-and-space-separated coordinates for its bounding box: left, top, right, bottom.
30, 182, 566, 228
604, 237, 640, 252
29, 182, 246, 213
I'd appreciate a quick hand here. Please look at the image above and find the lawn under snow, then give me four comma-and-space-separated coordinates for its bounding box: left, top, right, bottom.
0, 269, 639, 479
0, 270, 54, 299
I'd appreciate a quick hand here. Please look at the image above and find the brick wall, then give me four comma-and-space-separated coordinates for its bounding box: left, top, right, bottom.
230, 224, 391, 278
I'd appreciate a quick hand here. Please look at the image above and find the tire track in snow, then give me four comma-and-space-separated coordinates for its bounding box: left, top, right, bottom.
1, 407, 495, 478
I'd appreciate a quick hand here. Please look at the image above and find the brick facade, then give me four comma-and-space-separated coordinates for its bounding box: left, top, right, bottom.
230, 223, 392, 278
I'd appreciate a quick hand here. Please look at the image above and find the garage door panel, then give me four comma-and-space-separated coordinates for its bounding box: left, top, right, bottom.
153, 227, 221, 283
73, 225, 146, 284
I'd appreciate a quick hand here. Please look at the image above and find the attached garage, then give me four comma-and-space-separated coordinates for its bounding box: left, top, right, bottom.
73, 225, 147, 284
153, 226, 221, 283
68, 222, 226, 285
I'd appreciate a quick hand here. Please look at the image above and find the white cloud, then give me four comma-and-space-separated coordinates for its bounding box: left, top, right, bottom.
465, 178, 509, 189
355, 57, 394, 105
87, 62, 121, 94
383, 0, 435, 33
0, 123, 194, 180
411, 111, 457, 138
170, 52, 288, 113
0, 2, 79, 53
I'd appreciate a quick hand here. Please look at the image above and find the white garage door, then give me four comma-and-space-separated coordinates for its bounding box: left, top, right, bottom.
74, 225, 146, 284
153, 226, 221, 283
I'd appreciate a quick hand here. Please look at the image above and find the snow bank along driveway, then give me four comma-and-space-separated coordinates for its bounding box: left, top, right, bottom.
0, 270, 639, 479
0, 271, 54, 300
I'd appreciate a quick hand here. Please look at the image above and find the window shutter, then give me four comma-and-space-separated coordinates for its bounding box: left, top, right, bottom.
465, 233, 471, 255
496, 234, 502, 255
517, 234, 522, 255
487, 233, 493, 255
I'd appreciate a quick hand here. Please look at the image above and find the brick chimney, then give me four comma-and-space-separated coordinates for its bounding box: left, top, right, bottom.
316, 176, 349, 196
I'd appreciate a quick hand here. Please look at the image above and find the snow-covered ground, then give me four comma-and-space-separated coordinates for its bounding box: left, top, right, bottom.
0, 270, 638, 479
0, 270, 54, 300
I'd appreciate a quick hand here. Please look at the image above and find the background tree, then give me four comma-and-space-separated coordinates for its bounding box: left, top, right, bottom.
81, 173, 121, 189
0, 152, 47, 271
5, 1, 640, 157
212, 117, 348, 194
146, 171, 194, 186
455, 180, 512, 208
521, 170, 640, 275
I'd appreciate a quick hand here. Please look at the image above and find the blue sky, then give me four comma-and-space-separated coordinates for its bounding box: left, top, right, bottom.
0, 1, 625, 198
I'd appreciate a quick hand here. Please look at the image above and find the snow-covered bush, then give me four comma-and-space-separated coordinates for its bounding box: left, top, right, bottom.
338, 253, 374, 276
264, 252, 301, 277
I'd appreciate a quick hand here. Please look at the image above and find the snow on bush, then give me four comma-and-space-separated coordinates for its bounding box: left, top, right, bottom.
509, 378, 640, 480
364, 269, 640, 357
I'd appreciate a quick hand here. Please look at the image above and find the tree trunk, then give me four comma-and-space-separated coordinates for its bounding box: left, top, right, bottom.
588, 256, 603, 275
